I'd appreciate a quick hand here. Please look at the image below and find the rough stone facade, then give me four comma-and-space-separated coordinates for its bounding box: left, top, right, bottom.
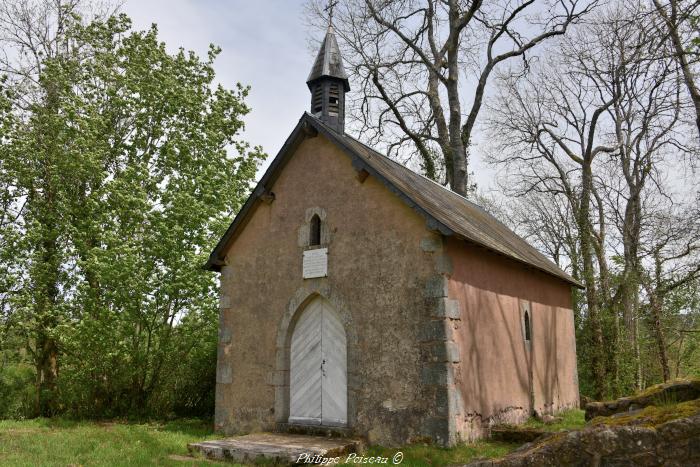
214, 131, 579, 446
216, 134, 437, 445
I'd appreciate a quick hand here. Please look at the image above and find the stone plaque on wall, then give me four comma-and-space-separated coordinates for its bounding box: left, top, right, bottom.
303, 248, 328, 279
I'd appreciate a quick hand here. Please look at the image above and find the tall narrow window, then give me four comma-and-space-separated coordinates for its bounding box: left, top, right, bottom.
310, 214, 321, 246
524, 310, 531, 341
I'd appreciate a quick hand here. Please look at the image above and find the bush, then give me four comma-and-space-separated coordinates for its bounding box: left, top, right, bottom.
0, 363, 36, 419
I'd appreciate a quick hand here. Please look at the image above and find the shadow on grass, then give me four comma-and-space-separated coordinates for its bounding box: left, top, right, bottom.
28, 417, 214, 436
338, 440, 520, 466
521, 409, 585, 432
157, 418, 215, 437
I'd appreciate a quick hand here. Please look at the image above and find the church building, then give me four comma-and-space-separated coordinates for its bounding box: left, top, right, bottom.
205, 25, 580, 446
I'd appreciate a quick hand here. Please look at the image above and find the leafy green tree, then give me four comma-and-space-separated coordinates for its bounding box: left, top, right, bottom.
1, 9, 263, 417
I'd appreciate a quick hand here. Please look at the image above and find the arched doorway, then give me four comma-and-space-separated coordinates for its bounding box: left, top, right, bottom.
289, 296, 347, 426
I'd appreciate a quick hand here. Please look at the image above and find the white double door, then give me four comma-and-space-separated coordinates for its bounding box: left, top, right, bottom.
289, 297, 347, 426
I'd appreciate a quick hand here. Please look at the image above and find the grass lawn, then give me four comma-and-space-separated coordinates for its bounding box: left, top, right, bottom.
521, 408, 586, 432
336, 441, 519, 466
0, 418, 526, 466
0, 418, 220, 466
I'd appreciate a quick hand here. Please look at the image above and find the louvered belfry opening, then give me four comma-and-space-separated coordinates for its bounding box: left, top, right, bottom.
311, 83, 324, 115
328, 82, 340, 116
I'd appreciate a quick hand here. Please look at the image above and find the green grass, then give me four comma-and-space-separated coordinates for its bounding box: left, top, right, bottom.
0, 418, 519, 466
521, 409, 586, 432
337, 441, 519, 466
0, 418, 223, 466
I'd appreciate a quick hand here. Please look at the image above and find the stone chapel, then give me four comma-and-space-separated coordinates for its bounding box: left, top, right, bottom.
205, 25, 580, 446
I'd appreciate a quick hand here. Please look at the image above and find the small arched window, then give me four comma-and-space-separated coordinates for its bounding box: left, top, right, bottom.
524, 310, 531, 341
310, 214, 321, 246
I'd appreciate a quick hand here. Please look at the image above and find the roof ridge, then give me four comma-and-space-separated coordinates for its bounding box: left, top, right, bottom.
328, 126, 498, 221
308, 115, 577, 286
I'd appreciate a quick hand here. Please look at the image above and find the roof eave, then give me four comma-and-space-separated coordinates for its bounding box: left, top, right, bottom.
308, 119, 583, 289
205, 113, 584, 290
306, 75, 350, 92
204, 114, 317, 271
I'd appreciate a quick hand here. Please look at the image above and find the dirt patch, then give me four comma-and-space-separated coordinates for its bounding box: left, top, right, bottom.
0, 428, 40, 434
95, 421, 118, 430
490, 426, 548, 443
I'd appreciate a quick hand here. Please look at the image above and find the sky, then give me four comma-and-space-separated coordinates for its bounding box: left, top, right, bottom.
122, 0, 498, 189
123, 1, 310, 170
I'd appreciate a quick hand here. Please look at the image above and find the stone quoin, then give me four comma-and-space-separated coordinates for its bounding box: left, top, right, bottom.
204, 22, 581, 446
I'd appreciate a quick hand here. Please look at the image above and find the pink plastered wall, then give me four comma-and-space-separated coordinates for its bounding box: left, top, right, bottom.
445, 237, 579, 439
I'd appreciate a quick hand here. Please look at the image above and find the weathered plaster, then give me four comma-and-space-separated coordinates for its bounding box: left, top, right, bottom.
214, 133, 436, 445
212, 131, 578, 446
445, 238, 579, 441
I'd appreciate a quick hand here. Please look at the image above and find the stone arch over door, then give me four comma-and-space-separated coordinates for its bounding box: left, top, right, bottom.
274, 285, 357, 428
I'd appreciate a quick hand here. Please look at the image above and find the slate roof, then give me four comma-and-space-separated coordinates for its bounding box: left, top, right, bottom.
205, 113, 582, 289
307, 26, 350, 92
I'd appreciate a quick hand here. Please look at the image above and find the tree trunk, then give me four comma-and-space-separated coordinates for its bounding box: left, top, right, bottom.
30, 79, 63, 417
579, 161, 606, 398
633, 295, 642, 390
32, 232, 61, 416
649, 293, 671, 382
620, 195, 642, 390
446, 1, 467, 196
36, 333, 59, 416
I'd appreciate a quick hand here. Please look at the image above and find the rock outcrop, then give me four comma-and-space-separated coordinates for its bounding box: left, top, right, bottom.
585, 379, 700, 421
468, 412, 700, 466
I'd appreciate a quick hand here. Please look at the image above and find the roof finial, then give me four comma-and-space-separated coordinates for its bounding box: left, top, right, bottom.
324, 0, 338, 28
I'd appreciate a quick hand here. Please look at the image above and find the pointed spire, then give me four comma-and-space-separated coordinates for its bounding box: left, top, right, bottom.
306, 5, 350, 133
306, 25, 350, 92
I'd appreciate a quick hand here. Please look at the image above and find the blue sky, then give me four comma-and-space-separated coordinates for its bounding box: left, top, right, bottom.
122, 0, 497, 189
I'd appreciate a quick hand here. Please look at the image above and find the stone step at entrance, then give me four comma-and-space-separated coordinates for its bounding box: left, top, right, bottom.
188, 432, 359, 464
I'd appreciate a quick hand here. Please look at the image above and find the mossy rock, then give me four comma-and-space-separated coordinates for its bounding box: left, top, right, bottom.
466, 410, 700, 466
590, 399, 700, 428
584, 378, 700, 421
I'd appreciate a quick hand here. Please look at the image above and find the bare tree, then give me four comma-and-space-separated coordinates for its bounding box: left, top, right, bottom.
306, 0, 598, 196
599, 1, 691, 388
640, 204, 700, 381
486, 23, 625, 396
652, 0, 700, 137
487, 1, 698, 395
493, 189, 581, 277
